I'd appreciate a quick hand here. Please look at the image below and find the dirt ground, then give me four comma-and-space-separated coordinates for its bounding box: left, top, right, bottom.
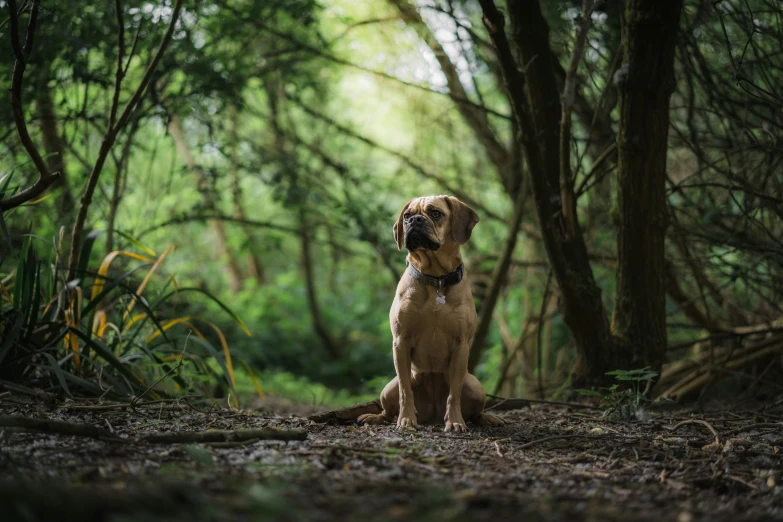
1, 395, 782, 522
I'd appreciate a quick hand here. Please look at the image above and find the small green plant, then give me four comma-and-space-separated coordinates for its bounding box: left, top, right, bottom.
577, 367, 659, 419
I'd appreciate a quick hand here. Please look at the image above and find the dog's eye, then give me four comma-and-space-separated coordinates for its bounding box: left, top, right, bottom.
403, 212, 411, 220
430, 210, 442, 219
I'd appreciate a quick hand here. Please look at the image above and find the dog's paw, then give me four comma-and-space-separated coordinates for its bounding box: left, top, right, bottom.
358, 413, 388, 425
474, 413, 505, 426
397, 414, 418, 430
444, 419, 468, 432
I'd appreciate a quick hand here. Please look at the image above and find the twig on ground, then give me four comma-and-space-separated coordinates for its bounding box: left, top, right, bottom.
724, 422, 782, 437
485, 396, 601, 411
514, 433, 637, 450
494, 440, 504, 457
206, 437, 262, 448
143, 427, 307, 444
727, 475, 757, 490
668, 419, 720, 446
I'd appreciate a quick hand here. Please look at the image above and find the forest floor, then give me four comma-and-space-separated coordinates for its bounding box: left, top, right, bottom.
1, 394, 782, 522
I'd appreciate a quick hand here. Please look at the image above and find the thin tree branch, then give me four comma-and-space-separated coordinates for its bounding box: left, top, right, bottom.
109, 0, 125, 129
469, 171, 529, 371
559, 0, 595, 239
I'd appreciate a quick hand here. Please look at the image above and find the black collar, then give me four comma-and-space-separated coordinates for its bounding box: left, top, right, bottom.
406, 260, 464, 289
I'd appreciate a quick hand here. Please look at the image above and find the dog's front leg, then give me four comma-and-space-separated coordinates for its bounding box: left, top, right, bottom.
393, 339, 417, 429
445, 344, 468, 432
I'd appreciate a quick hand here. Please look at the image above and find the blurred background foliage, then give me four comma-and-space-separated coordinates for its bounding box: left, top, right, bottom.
1, 0, 782, 408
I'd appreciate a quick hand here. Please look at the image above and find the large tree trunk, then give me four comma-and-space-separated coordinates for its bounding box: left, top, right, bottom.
479, 0, 683, 387
506, 0, 614, 384
609, 0, 684, 374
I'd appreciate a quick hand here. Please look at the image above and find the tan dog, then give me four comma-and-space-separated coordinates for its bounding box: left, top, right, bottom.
359, 196, 503, 432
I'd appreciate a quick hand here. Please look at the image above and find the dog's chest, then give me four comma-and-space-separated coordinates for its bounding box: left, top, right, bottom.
393, 293, 476, 373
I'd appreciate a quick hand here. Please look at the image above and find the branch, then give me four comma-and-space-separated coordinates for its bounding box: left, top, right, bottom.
1, 0, 59, 212
286, 94, 507, 224
0, 414, 307, 442
66, 0, 184, 281
559, 0, 595, 238
138, 215, 299, 239
109, 0, 125, 129
216, 0, 511, 122
143, 427, 307, 444
0, 414, 118, 439
390, 0, 512, 191
468, 171, 529, 371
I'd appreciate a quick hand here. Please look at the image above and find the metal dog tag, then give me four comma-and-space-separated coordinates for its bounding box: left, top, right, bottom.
436, 280, 446, 305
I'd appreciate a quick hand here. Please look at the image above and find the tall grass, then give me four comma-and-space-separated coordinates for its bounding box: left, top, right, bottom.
0, 225, 257, 403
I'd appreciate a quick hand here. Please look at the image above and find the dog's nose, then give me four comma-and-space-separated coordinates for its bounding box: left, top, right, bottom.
409, 215, 426, 225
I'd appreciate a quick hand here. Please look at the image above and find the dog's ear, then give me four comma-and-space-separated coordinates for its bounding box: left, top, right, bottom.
446, 197, 479, 244
393, 200, 413, 251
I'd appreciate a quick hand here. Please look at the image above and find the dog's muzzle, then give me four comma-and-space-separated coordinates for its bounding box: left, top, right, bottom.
404, 225, 441, 252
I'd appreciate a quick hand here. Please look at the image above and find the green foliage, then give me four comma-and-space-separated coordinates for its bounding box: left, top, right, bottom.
577, 367, 659, 420
2, 0, 781, 404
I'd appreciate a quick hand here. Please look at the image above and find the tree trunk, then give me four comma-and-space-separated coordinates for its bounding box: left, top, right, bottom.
506, 0, 615, 384
299, 210, 341, 360
610, 0, 684, 375
36, 75, 75, 220
228, 111, 266, 284
168, 114, 244, 293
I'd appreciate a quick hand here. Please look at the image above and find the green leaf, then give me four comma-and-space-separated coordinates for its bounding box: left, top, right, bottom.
41, 353, 72, 396
111, 229, 158, 257
157, 287, 251, 336
75, 229, 103, 285
575, 389, 602, 397
69, 328, 145, 389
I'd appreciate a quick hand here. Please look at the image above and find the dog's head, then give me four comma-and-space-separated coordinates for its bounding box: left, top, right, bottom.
393, 196, 479, 252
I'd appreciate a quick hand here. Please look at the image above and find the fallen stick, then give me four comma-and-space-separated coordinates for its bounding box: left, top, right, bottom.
514, 433, 637, 450
485, 397, 601, 411
0, 415, 307, 443
0, 415, 118, 440
307, 400, 382, 423
143, 427, 307, 444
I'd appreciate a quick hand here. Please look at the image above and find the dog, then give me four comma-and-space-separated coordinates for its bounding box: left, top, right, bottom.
359, 195, 503, 432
